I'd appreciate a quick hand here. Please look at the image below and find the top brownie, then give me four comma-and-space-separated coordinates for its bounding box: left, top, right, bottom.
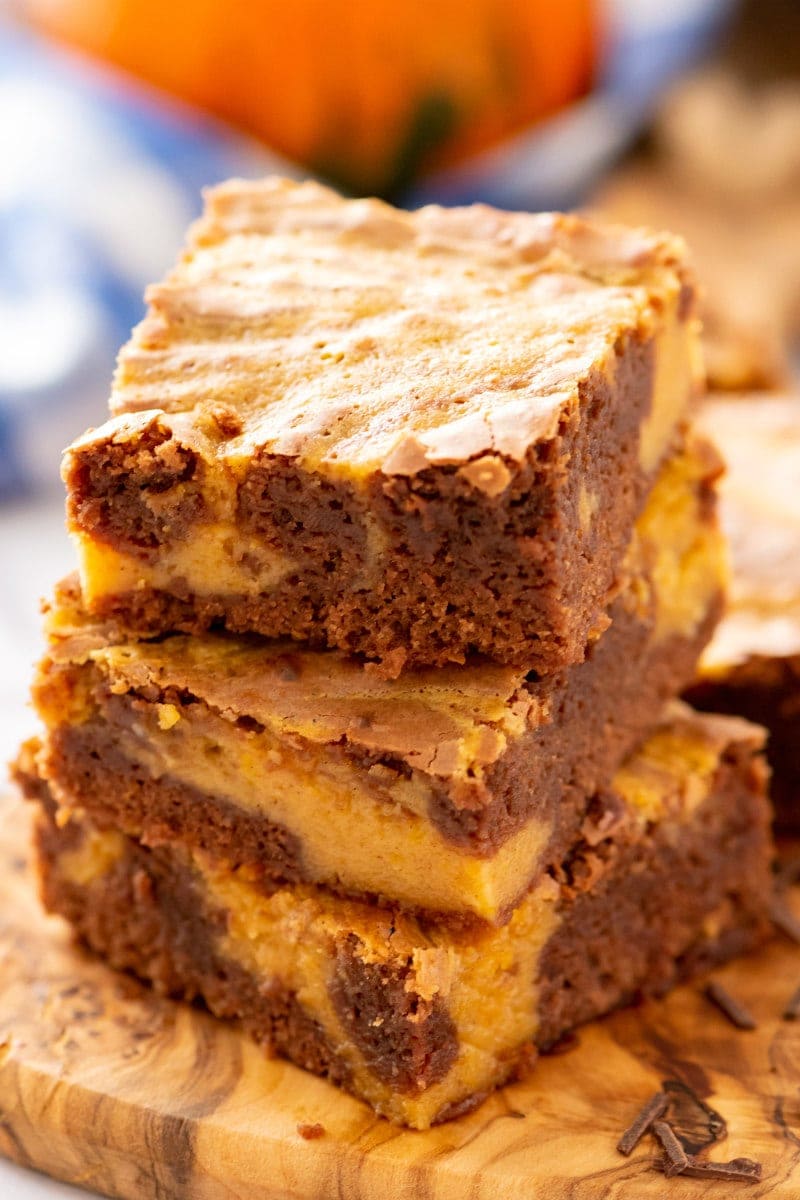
64, 177, 700, 673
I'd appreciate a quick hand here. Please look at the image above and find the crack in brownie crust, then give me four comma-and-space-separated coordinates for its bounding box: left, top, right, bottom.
69, 420, 207, 552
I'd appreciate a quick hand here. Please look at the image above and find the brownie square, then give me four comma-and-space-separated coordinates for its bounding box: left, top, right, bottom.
64, 178, 701, 673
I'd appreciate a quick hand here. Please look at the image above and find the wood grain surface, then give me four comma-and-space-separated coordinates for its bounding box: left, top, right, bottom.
2, 791, 800, 1200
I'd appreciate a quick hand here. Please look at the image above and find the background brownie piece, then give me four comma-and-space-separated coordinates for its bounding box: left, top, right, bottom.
64, 177, 701, 674
685, 393, 800, 830
24, 702, 773, 1129
35, 439, 725, 924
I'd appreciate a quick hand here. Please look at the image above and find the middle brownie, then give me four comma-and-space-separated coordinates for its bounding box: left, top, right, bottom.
32, 436, 723, 924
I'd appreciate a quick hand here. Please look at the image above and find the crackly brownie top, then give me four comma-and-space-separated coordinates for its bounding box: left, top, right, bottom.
698, 393, 800, 667
102, 176, 693, 478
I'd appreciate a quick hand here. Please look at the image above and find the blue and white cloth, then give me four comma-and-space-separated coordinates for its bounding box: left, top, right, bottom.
0, 0, 732, 498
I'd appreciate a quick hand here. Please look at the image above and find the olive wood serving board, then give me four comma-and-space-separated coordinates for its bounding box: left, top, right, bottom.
2, 791, 800, 1200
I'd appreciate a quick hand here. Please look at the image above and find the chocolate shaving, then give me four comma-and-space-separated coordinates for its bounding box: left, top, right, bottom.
681, 1156, 763, 1182
704, 981, 757, 1030
617, 1091, 669, 1156
770, 897, 800, 944
661, 1078, 726, 1153
653, 1121, 689, 1177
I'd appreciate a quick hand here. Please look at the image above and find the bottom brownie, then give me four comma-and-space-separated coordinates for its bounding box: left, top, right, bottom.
21, 703, 774, 1129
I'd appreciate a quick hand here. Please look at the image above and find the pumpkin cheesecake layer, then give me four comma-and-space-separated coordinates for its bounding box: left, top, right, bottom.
684, 394, 800, 831
64, 177, 701, 674
34, 440, 724, 923
22, 703, 773, 1129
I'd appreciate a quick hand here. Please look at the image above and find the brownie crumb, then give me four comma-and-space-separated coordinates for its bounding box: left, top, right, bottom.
297, 1122, 326, 1140
617, 1091, 669, 1156
703, 981, 757, 1030
784, 983, 800, 1021
770, 898, 800, 944
653, 1121, 689, 1177
206, 403, 244, 438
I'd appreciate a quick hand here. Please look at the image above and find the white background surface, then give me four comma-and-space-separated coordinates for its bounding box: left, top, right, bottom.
0, 496, 97, 1199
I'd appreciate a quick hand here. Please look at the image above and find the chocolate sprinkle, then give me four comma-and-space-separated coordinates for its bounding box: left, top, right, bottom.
617, 1091, 669, 1156
770, 897, 800, 944
704, 981, 757, 1030
682, 1156, 763, 1182
653, 1121, 689, 1177
784, 983, 800, 1021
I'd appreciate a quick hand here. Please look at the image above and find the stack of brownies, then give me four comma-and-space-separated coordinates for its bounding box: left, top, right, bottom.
15, 179, 774, 1128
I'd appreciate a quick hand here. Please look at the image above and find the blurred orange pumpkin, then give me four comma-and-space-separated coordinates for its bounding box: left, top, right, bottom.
23, 0, 596, 197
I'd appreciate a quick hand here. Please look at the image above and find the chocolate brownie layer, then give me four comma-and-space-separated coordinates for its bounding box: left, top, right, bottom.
25, 703, 773, 1129
687, 394, 800, 830
64, 177, 701, 673
34, 439, 725, 922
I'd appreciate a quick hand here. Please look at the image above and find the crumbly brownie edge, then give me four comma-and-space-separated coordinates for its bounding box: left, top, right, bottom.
67, 419, 206, 551
330, 933, 458, 1092
685, 655, 800, 834
68, 330, 659, 672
